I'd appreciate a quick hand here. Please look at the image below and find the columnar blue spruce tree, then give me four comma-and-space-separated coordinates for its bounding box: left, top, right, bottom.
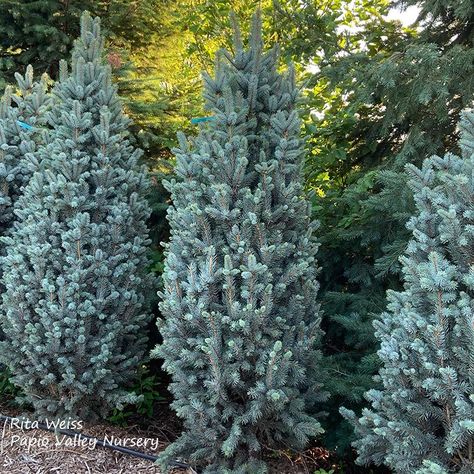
0, 67, 50, 351
0, 13, 152, 419
154, 12, 326, 473
341, 110, 474, 473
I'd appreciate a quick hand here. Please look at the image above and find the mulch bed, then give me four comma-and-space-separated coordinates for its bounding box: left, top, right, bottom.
0, 402, 337, 474
0, 403, 189, 474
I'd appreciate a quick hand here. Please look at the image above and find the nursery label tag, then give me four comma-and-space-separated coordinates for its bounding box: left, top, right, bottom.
0, 416, 160, 455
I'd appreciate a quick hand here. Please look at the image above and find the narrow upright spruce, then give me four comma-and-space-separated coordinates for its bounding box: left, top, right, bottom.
342, 111, 474, 473
0, 13, 152, 419
0, 66, 50, 349
154, 12, 326, 473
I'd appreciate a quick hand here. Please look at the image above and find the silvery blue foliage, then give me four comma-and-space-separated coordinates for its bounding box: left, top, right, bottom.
154, 12, 326, 474
0, 13, 152, 419
416, 461, 449, 474
341, 111, 474, 473
0, 66, 50, 244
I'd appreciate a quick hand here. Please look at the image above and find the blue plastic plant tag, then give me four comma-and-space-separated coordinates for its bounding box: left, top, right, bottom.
191, 116, 215, 125
16, 120, 34, 131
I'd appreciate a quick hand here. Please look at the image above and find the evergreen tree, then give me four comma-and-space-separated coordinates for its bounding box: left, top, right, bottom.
341, 111, 474, 473
184, 0, 397, 450
0, 0, 91, 86
0, 66, 50, 351
0, 13, 152, 419
0, 0, 164, 84
154, 12, 326, 473
0, 66, 50, 244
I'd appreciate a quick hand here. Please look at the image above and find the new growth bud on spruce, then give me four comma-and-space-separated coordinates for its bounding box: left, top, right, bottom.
154, 11, 327, 473
0, 13, 152, 420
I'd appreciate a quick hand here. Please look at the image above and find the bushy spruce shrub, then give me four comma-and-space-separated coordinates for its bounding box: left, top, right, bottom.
0, 13, 152, 420
154, 12, 327, 473
342, 111, 474, 473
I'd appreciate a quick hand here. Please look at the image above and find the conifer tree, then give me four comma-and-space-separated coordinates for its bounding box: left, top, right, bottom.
341, 111, 474, 473
0, 66, 50, 350
0, 13, 152, 419
0, 0, 165, 84
154, 12, 326, 473
0, 66, 50, 242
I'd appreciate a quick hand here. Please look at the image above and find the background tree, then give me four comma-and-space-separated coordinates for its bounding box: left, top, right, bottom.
154, 12, 326, 472
0, 0, 163, 84
0, 13, 152, 419
342, 110, 474, 473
